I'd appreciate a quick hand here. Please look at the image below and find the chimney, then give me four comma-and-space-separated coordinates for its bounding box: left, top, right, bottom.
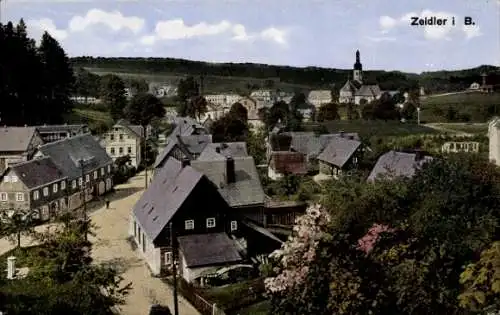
339, 130, 345, 137
226, 156, 235, 184
182, 158, 190, 168
7, 256, 16, 279
215, 147, 221, 154
192, 124, 196, 130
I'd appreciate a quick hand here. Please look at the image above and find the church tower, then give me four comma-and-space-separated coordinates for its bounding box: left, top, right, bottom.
353, 50, 363, 83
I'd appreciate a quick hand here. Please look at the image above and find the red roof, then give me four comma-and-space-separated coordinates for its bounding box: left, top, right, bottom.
270, 151, 307, 175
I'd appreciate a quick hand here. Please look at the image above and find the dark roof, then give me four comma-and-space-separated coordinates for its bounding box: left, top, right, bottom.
154, 134, 213, 168
36, 134, 112, 180
115, 119, 144, 138
178, 135, 212, 155
191, 156, 265, 207
36, 124, 88, 133
242, 220, 283, 244
10, 157, 66, 189
202, 116, 214, 129
172, 117, 207, 136
356, 85, 382, 97
269, 151, 307, 174
198, 142, 248, 161
177, 233, 242, 268
133, 158, 203, 241
281, 132, 359, 159
316, 137, 361, 167
0, 127, 38, 152
367, 150, 433, 182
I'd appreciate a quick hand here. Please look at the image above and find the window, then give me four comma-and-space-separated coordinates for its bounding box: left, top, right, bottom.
101, 168, 105, 176
0, 193, 7, 201
93, 171, 98, 179
16, 193, 24, 202
110, 134, 114, 141
119, 134, 124, 140
53, 183, 58, 193
127, 147, 132, 154
185, 220, 194, 230
206, 218, 216, 228
110, 147, 115, 155
72, 180, 76, 189
85, 174, 90, 182
165, 252, 173, 265
61, 181, 66, 190
78, 177, 83, 187
119, 147, 124, 155
230, 221, 238, 231
10, 176, 18, 183
43, 187, 49, 196
33, 190, 39, 200
353, 157, 358, 164
107, 165, 111, 173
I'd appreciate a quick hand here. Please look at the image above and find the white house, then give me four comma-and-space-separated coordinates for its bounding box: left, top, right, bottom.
307, 90, 332, 108
489, 118, 500, 166
100, 120, 144, 167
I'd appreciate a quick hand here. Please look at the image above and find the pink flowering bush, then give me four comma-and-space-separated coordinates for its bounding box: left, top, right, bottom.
357, 223, 395, 255
264, 204, 331, 293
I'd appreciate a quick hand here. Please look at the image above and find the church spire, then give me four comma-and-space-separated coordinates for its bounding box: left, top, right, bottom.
354, 50, 362, 71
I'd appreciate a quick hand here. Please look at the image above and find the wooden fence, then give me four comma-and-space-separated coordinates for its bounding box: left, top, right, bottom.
167, 278, 227, 315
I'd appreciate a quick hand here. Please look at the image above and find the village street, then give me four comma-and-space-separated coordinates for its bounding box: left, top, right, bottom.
0, 172, 200, 315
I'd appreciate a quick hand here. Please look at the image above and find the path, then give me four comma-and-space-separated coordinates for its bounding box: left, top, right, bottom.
423, 123, 474, 137
0, 172, 200, 315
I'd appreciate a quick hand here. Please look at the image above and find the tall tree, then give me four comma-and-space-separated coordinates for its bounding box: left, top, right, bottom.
38, 31, 75, 123
100, 74, 127, 120
124, 93, 166, 126
229, 102, 248, 123
316, 102, 339, 121
176, 76, 199, 116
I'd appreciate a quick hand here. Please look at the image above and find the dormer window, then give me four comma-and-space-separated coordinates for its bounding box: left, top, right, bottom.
206, 218, 216, 228
43, 187, 49, 196
185, 220, 194, 230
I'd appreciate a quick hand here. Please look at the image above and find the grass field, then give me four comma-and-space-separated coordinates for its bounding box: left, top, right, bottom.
85, 68, 315, 93
420, 92, 500, 123
304, 120, 437, 138
63, 108, 113, 133
428, 123, 488, 135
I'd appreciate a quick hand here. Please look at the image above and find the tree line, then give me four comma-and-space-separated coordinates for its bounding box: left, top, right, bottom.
71, 57, 499, 93
0, 20, 74, 126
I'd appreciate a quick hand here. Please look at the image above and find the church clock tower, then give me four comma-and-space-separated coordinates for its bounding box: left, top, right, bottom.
353, 50, 363, 83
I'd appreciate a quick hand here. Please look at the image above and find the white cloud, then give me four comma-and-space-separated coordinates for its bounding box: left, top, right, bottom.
378, 10, 482, 41
366, 36, 396, 42
25, 9, 289, 57
68, 9, 144, 33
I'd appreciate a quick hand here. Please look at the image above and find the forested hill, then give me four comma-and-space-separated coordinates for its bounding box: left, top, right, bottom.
70, 57, 500, 93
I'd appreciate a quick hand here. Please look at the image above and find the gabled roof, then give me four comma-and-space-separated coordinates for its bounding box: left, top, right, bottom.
177, 233, 242, 268
308, 90, 331, 99
340, 80, 362, 92
9, 156, 66, 189
36, 124, 88, 133
133, 158, 203, 241
269, 151, 307, 175
190, 156, 265, 208
154, 134, 213, 168
317, 137, 361, 168
172, 117, 207, 136
198, 142, 248, 161
115, 119, 144, 138
0, 127, 38, 152
356, 85, 382, 97
36, 134, 112, 180
367, 150, 433, 182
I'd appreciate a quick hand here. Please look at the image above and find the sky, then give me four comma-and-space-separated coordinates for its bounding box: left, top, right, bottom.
2, 0, 500, 73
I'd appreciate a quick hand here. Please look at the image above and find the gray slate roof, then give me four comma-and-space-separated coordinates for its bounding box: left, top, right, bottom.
10, 157, 66, 189
317, 137, 361, 168
36, 134, 112, 180
133, 158, 203, 241
115, 119, 144, 138
178, 233, 242, 268
197, 142, 248, 161
0, 127, 38, 152
356, 85, 382, 97
153, 134, 213, 168
367, 150, 433, 182
190, 156, 265, 208
280, 132, 360, 159
36, 124, 88, 133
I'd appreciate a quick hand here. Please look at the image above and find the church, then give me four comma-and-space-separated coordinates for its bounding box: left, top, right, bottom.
339, 50, 382, 105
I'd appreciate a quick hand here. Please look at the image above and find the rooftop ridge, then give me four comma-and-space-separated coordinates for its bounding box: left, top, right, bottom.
38, 132, 92, 148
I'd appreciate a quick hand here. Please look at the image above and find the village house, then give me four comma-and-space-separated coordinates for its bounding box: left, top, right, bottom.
307, 90, 332, 109
0, 157, 68, 221
0, 127, 44, 173
441, 141, 480, 153
198, 103, 230, 122
237, 96, 265, 128
70, 96, 101, 104
197, 142, 248, 161
338, 50, 382, 105
204, 93, 241, 108
489, 117, 500, 166
101, 119, 145, 167
35, 124, 89, 143
250, 89, 276, 103
267, 151, 308, 180
316, 136, 362, 178
131, 153, 280, 284
367, 150, 433, 182
34, 134, 114, 210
